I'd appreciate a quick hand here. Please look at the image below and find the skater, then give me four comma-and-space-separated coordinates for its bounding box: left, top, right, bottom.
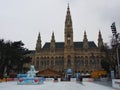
54, 77, 58, 82
79, 76, 83, 84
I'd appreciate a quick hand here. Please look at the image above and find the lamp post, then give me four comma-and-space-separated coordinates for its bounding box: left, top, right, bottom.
111, 22, 120, 78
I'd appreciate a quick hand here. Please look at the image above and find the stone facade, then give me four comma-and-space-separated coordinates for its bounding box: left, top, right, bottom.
31, 5, 105, 75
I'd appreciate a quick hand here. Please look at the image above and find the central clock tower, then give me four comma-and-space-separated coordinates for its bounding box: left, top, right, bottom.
64, 4, 74, 71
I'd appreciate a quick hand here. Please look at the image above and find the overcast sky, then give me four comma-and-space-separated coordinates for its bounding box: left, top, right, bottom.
0, 0, 120, 50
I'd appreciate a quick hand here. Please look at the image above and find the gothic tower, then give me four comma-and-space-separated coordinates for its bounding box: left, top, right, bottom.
83, 31, 88, 49
64, 4, 74, 70
50, 32, 56, 53
98, 30, 103, 49
35, 32, 42, 52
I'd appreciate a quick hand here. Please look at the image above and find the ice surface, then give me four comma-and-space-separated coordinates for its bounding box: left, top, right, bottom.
0, 81, 117, 90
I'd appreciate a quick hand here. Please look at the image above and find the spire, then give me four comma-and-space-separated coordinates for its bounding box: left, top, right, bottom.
64, 4, 74, 47
50, 32, 55, 50
67, 3, 70, 15
51, 32, 55, 41
84, 31, 87, 40
83, 31, 88, 49
98, 30, 103, 48
36, 32, 42, 52
65, 4, 72, 28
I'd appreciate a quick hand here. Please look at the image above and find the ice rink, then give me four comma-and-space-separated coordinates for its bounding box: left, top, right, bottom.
0, 81, 117, 90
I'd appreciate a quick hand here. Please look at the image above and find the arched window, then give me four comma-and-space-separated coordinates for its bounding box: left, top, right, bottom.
51, 60, 54, 65
85, 56, 88, 66
46, 60, 49, 66
61, 57, 64, 68
80, 56, 84, 66
51, 57, 54, 68
78, 57, 81, 68
96, 56, 99, 64
41, 60, 43, 66
36, 60, 39, 68
36, 57, 39, 68
67, 55, 71, 67
90, 53, 95, 65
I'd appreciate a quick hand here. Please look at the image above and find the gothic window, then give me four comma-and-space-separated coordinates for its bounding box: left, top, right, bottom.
74, 57, 77, 66
33, 61, 35, 65
51, 57, 54, 68
67, 55, 71, 67
59, 57, 62, 66
39, 60, 41, 66
81, 60, 84, 66
59, 57, 61, 66
55, 57, 59, 65
90, 56, 93, 65
80, 56, 84, 66
61, 57, 64, 69
55, 60, 58, 65
51, 60, 54, 66
94, 58, 97, 69
85, 56, 88, 66
75, 56, 81, 68
61, 59, 64, 66
41, 60, 43, 66
36, 60, 39, 68
46, 60, 49, 66
67, 59, 71, 67
96, 56, 99, 64
43, 57, 46, 67
90, 54, 95, 65
35, 57, 39, 68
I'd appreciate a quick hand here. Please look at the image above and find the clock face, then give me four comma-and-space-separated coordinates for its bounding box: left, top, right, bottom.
67, 37, 71, 40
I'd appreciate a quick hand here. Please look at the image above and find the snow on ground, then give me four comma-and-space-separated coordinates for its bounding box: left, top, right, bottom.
0, 81, 117, 90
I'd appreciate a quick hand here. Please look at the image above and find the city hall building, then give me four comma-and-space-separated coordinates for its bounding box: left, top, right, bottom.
30, 5, 105, 77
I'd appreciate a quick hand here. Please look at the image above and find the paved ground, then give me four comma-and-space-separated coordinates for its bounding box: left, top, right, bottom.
94, 80, 112, 87
0, 81, 117, 90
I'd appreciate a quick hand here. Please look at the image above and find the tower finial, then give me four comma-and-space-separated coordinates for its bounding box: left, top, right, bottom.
68, 2, 69, 8
36, 32, 42, 52
67, 2, 70, 12
84, 30, 86, 35
83, 31, 88, 49
98, 30, 103, 48
67, 0, 70, 6
50, 31, 55, 50
52, 32, 55, 40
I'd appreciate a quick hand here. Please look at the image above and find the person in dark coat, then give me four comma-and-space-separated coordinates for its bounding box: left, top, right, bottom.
79, 76, 83, 84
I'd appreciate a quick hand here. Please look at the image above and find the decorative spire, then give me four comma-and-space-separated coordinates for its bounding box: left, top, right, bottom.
52, 32, 55, 41
35, 32, 42, 52
64, 4, 74, 47
65, 4, 72, 27
67, 3, 69, 8
50, 32, 55, 50
67, 3, 70, 14
83, 31, 88, 49
84, 31, 87, 40
98, 30, 103, 48
38, 32, 40, 40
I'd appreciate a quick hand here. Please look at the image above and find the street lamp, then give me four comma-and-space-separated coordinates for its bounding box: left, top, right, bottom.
111, 22, 120, 78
